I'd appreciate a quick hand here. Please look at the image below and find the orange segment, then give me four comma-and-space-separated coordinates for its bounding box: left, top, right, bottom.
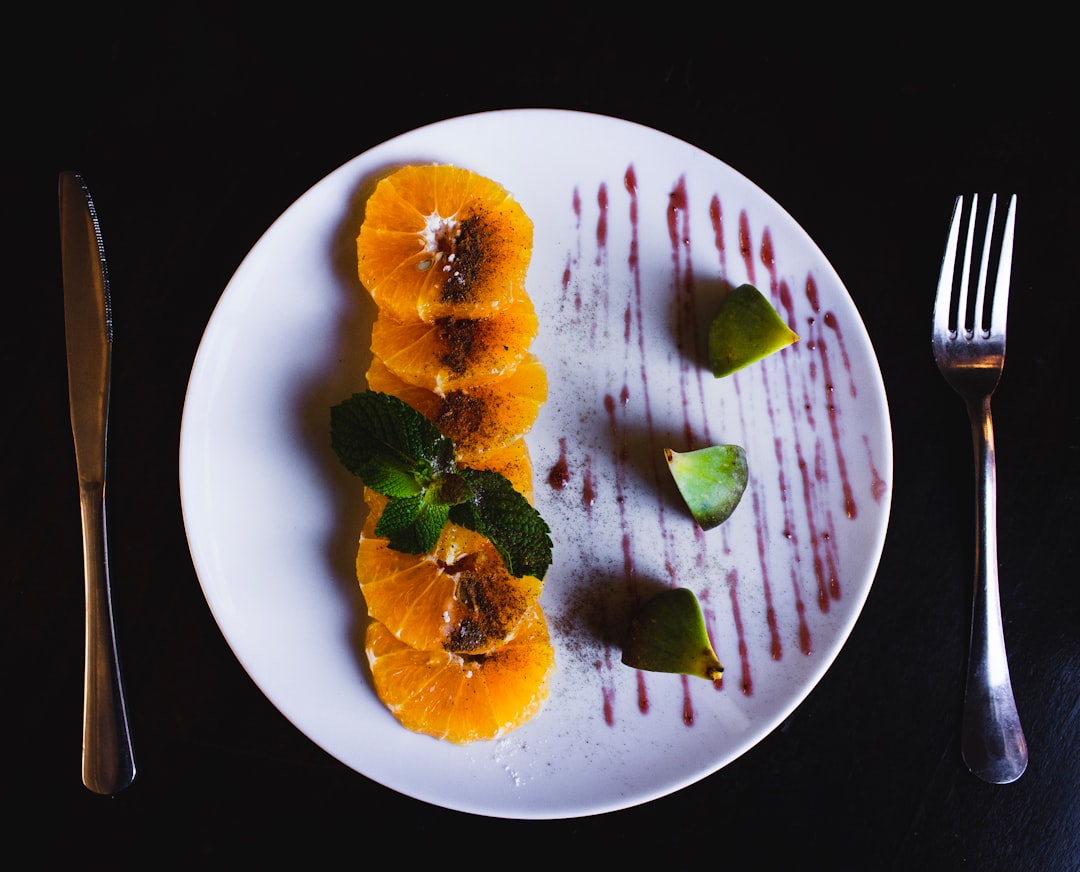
357, 491, 543, 654
365, 606, 554, 744
357, 164, 533, 323
435, 361, 547, 460
370, 294, 538, 392
365, 355, 547, 464
465, 439, 535, 503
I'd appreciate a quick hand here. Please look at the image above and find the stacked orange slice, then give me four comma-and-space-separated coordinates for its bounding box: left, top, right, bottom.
355, 164, 553, 743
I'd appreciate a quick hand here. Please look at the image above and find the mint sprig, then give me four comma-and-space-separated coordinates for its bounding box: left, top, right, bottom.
449, 467, 553, 579
330, 391, 552, 580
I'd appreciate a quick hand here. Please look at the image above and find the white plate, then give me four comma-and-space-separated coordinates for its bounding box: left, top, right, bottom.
180, 109, 892, 819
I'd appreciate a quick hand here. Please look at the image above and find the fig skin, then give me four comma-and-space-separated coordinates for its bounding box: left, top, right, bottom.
707, 283, 799, 378
622, 587, 723, 681
665, 445, 748, 530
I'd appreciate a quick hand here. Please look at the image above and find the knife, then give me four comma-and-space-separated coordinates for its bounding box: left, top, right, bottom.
59, 171, 136, 795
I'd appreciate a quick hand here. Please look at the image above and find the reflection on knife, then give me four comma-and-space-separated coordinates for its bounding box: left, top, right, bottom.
59, 171, 136, 795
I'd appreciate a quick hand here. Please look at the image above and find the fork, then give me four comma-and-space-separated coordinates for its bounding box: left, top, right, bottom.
932, 193, 1028, 784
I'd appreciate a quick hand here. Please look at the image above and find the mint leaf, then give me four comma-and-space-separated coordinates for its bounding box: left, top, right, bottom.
450, 467, 553, 580
330, 391, 453, 496
375, 495, 450, 554
432, 471, 472, 507
373, 493, 424, 540
331, 390, 552, 579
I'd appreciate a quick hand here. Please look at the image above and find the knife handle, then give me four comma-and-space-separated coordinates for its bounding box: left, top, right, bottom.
79, 481, 136, 794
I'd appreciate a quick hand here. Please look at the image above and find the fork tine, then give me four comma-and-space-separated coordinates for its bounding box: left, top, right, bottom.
958, 193, 979, 335
935, 195, 964, 337
988, 194, 1017, 341
972, 194, 997, 336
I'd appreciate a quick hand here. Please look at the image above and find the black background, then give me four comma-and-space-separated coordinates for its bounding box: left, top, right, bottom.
7, 9, 1078, 867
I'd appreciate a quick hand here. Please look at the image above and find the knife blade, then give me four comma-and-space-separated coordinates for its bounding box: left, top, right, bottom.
59, 171, 135, 795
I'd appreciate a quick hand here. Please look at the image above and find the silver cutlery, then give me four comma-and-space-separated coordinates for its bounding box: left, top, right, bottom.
59, 171, 136, 794
932, 193, 1027, 784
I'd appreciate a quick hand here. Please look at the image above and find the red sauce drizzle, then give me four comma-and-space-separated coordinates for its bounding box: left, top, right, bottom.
760, 226, 776, 283
739, 210, 755, 284
566, 187, 582, 313
668, 175, 714, 721
709, 194, 726, 274
595, 183, 608, 263
563, 254, 580, 312
638, 671, 650, 715
667, 176, 698, 446
550, 165, 886, 728
769, 269, 813, 648
599, 651, 615, 727
864, 435, 887, 502
548, 437, 569, 489
681, 674, 695, 725
582, 454, 597, 509
728, 569, 753, 695
824, 311, 856, 398
806, 275, 857, 520
699, 587, 725, 691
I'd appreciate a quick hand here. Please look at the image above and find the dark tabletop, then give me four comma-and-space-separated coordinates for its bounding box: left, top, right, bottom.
8, 10, 1078, 868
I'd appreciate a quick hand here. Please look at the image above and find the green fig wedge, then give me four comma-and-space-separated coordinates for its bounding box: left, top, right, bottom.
622, 587, 723, 681
707, 283, 799, 377
665, 444, 748, 530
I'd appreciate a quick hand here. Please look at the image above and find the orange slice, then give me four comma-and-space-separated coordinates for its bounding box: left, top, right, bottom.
465, 439, 535, 503
365, 355, 547, 463
354, 162, 552, 743
365, 606, 554, 744
357, 491, 543, 654
357, 164, 533, 323
370, 294, 538, 392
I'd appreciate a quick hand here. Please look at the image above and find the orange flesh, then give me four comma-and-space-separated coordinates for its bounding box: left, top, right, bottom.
357, 164, 533, 323
370, 294, 538, 392
354, 164, 552, 742
365, 354, 547, 464
365, 607, 553, 745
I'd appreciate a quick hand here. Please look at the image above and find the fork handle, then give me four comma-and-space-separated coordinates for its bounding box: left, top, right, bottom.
80, 481, 136, 794
961, 396, 1028, 784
